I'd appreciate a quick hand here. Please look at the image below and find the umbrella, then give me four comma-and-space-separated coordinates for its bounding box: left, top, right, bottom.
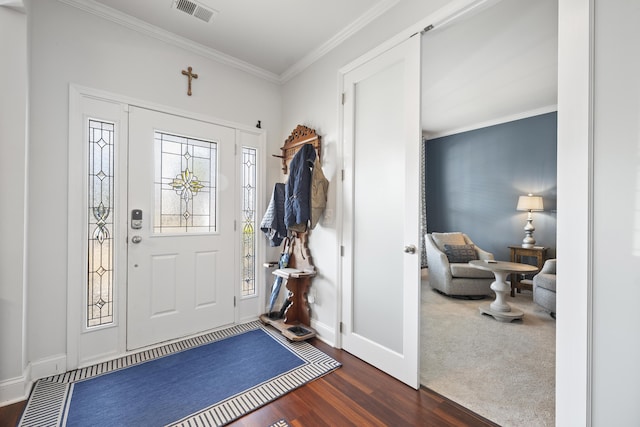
268, 237, 291, 314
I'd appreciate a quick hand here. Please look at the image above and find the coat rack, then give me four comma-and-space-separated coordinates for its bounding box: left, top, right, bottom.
260, 125, 322, 341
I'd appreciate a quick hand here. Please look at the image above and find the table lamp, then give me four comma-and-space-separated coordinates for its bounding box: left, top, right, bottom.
516, 193, 544, 248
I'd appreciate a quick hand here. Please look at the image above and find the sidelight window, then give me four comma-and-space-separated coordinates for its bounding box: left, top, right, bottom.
87, 119, 115, 327
241, 147, 257, 296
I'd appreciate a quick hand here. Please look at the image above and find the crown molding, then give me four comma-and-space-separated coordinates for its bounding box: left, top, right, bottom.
424, 105, 558, 140
58, 0, 400, 85
57, 0, 281, 84
0, 0, 25, 12
279, 0, 401, 83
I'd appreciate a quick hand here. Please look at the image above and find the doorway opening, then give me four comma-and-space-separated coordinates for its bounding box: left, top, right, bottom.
419, 1, 558, 425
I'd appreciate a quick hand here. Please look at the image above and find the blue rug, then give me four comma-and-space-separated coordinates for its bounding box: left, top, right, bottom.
19, 322, 340, 426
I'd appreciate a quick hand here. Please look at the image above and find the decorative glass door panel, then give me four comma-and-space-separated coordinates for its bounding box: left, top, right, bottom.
154, 131, 218, 234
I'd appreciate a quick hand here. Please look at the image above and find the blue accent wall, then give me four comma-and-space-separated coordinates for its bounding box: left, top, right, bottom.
426, 112, 557, 261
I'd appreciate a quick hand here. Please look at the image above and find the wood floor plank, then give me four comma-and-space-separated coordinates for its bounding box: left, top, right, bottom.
0, 402, 24, 427
232, 338, 498, 427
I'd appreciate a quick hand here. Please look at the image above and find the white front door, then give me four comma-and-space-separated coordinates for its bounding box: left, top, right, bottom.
127, 106, 236, 350
341, 35, 422, 388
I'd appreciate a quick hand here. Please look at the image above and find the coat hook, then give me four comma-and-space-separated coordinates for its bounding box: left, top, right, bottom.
256, 120, 262, 129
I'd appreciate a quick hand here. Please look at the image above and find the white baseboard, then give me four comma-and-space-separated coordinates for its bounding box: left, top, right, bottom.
0, 365, 31, 407
77, 350, 120, 370
310, 319, 336, 347
0, 354, 66, 406
30, 353, 66, 381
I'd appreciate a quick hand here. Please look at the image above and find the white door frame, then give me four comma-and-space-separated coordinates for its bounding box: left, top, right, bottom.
333, 0, 592, 423
67, 85, 266, 369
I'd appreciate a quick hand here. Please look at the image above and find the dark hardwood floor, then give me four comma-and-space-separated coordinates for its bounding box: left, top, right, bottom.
0, 338, 498, 427
0, 401, 23, 427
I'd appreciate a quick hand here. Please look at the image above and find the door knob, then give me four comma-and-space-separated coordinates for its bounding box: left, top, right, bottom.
131, 235, 142, 244
404, 244, 416, 254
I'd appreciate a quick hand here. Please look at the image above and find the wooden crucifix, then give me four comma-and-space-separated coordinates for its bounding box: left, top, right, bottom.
181, 66, 198, 96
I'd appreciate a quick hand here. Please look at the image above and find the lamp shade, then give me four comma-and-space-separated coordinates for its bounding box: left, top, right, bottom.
516, 194, 544, 211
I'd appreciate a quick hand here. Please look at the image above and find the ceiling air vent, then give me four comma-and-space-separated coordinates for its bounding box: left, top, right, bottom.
173, 0, 218, 23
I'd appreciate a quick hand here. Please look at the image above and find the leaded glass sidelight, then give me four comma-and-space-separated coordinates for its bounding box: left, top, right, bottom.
241, 147, 257, 296
88, 119, 115, 327
154, 131, 218, 234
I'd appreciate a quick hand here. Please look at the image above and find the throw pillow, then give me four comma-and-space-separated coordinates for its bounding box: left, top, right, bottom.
431, 232, 467, 252
444, 244, 478, 263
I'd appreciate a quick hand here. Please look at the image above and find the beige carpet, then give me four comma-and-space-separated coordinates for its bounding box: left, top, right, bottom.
420, 269, 555, 426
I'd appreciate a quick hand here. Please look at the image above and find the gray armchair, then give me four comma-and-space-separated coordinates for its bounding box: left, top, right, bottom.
424, 232, 495, 297
533, 259, 556, 317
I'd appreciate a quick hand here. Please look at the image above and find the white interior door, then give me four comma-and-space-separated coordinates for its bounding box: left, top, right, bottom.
341, 36, 421, 388
127, 106, 236, 350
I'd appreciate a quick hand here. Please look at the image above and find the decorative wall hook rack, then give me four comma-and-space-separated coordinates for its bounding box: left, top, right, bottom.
273, 124, 321, 174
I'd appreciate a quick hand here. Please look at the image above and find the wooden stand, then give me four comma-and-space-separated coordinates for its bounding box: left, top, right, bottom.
260, 233, 317, 341
260, 269, 316, 341
508, 245, 548, 296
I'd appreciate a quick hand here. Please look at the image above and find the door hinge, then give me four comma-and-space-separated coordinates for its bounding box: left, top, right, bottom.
234, 143, 237, 155
339, 322, 344, 333
234, 220, 237, 231
234, 296, 236, 307
341, 92, 345, 105
341, 169, 345, 181
340, 245, 345, 257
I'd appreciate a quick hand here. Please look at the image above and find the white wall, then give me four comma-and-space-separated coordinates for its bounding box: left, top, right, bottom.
556, 0, 592, 423
591, 0, 640, 423
280, 0, 448, 342
0, 6, 28, 404
22, 0, 281, 381
558, 0, 640, 424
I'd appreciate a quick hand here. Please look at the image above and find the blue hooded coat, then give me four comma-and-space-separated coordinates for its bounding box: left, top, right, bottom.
284, 144, 316, 229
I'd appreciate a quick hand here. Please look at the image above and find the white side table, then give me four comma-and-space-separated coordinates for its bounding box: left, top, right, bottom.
469, 260, 538, 322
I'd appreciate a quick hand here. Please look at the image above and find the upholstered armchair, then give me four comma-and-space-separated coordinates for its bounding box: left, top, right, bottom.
424, 232, 495, 297
533, 259, 556, 317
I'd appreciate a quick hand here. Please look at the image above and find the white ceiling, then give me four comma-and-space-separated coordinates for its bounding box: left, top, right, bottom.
85, 0, 394, 79
12, 0, 558, 136
421, 0, 558, 137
